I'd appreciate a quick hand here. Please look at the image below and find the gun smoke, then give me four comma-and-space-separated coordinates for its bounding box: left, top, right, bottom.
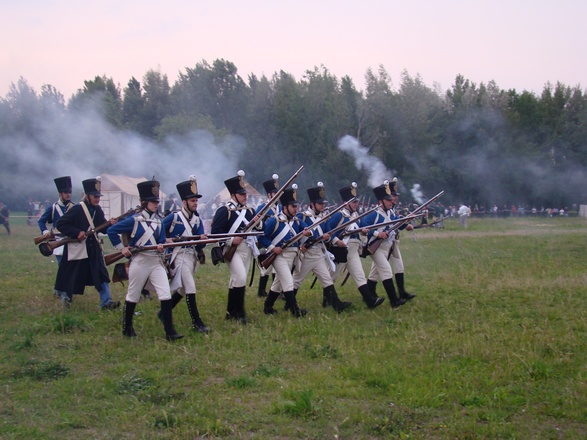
1, 99, 244, 206
337, 135, 396, 188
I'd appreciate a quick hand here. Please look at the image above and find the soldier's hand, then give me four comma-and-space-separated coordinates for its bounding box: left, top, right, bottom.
109, 217, 118, 225
378, 231, 388, 239
302, 229, 312, 237
200, 234, 208, 240
336, 241, 347, 248
121, 247, 132, 257
157, 244, 164, 253
77, 231, 86, 241
361, 228, 369, 235
323, 233, 331, 241
43, 231, 52, 238
273, 246, 283, 255
197, 249, 206, 264
232, 236, 243, 246
406, 224, 414, 231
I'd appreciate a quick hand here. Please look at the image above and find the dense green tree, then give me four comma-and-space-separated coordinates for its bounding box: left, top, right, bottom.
68, 75, 122, 126
122, 76, 144, 132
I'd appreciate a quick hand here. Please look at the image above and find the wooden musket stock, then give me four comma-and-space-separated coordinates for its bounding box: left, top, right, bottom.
38, 207, 140, 257
366, 191, 444, 255
103, 238, 225, 266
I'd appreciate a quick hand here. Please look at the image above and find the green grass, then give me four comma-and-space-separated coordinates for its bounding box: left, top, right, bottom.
0, 216, 586, 438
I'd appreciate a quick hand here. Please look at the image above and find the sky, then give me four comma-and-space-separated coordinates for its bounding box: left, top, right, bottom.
1, 0, 586, 99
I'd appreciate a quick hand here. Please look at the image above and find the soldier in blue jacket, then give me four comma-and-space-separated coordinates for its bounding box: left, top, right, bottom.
255, 174, 281, 297
38, 176, 75, 298
293, 182, 352, 313
107, 180, 183, 341
162, 176, 209, 333
328, 182, 385, 309
211, 170, 262, 324
259, 186, 311, 317
360, 178, 413, 308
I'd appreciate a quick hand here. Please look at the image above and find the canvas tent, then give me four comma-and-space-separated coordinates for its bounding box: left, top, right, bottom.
207, 182, 263, 207
98, 174, 166, 218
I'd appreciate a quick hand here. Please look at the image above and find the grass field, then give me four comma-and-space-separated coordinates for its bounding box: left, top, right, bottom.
0, 214, 586, 439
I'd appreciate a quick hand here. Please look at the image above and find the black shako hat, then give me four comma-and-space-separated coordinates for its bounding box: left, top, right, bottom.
389, 177, 400, 196
176, 175, 203, 200
224, 170, 247, 195
280, 185, 300, 206
262, 174, 279, 195
82, 176, 102, 197
54, 176, 72, 193
137, 180, 161, 202
373, 180, 394, 201
338, 182, 358, 202
307, 182, 327, 204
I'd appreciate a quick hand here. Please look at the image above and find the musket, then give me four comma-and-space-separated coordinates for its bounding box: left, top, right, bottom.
412, 219, 443, 229
38, 206, 141, 257
34, 232, 64, 245
366, 190, 444, 255
103, 238, 224, 266
260, 205, 343, 270
331, 204, 381, 239
172, 231, 262, 242
223, 165, 304, 263
292, 197, 360, 250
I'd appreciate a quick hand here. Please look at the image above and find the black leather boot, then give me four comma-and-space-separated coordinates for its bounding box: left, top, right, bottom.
226, 288, 239, 321
382, 278, 406, 308
186, 293, 209, 333
284, 288, 298, 312
233, 286, 247, 324
284, 290, 306, 318
160, 299, 184, 341
366, 279, 378, 298
322, 285, 331, 308
358, 284, 385, 309
395, 273, 416, 300
264, 290, 281, 315
122, 301, 137, 337
157, 291, 183, 322
257, 275, 269, 297
324, 285, 352, 313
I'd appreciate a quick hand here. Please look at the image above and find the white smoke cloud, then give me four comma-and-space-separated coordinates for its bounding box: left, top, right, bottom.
337, 135, 395, 188
410, 184, 425, 204
2, 101, 243, 204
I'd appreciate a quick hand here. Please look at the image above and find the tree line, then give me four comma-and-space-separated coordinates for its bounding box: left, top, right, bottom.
1, 59, 586, 211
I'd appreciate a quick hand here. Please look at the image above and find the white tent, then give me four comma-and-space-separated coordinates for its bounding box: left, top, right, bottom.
99, 174, 166, 218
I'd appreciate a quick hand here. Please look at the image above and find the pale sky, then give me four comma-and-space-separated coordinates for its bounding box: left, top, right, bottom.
1, 0, 585, 99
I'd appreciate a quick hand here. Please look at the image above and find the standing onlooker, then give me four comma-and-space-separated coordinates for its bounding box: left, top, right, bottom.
0, 201, 10, 235
458, 203, 471, 228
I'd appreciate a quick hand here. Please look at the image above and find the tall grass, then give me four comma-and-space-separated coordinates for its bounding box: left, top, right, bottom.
0, 217, 586, 438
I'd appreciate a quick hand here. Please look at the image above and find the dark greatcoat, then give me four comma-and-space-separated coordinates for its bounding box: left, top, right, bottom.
54, 200, 110, 295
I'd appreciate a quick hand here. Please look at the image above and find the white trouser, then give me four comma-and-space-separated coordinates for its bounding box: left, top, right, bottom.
170, 249, 198, 294
126, 252, 171, 303
367, 240, 394, 281
226, 241, 252, 288
269, 248, 298, 292
332, 239, 367, 286
293, 246, 333, 289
